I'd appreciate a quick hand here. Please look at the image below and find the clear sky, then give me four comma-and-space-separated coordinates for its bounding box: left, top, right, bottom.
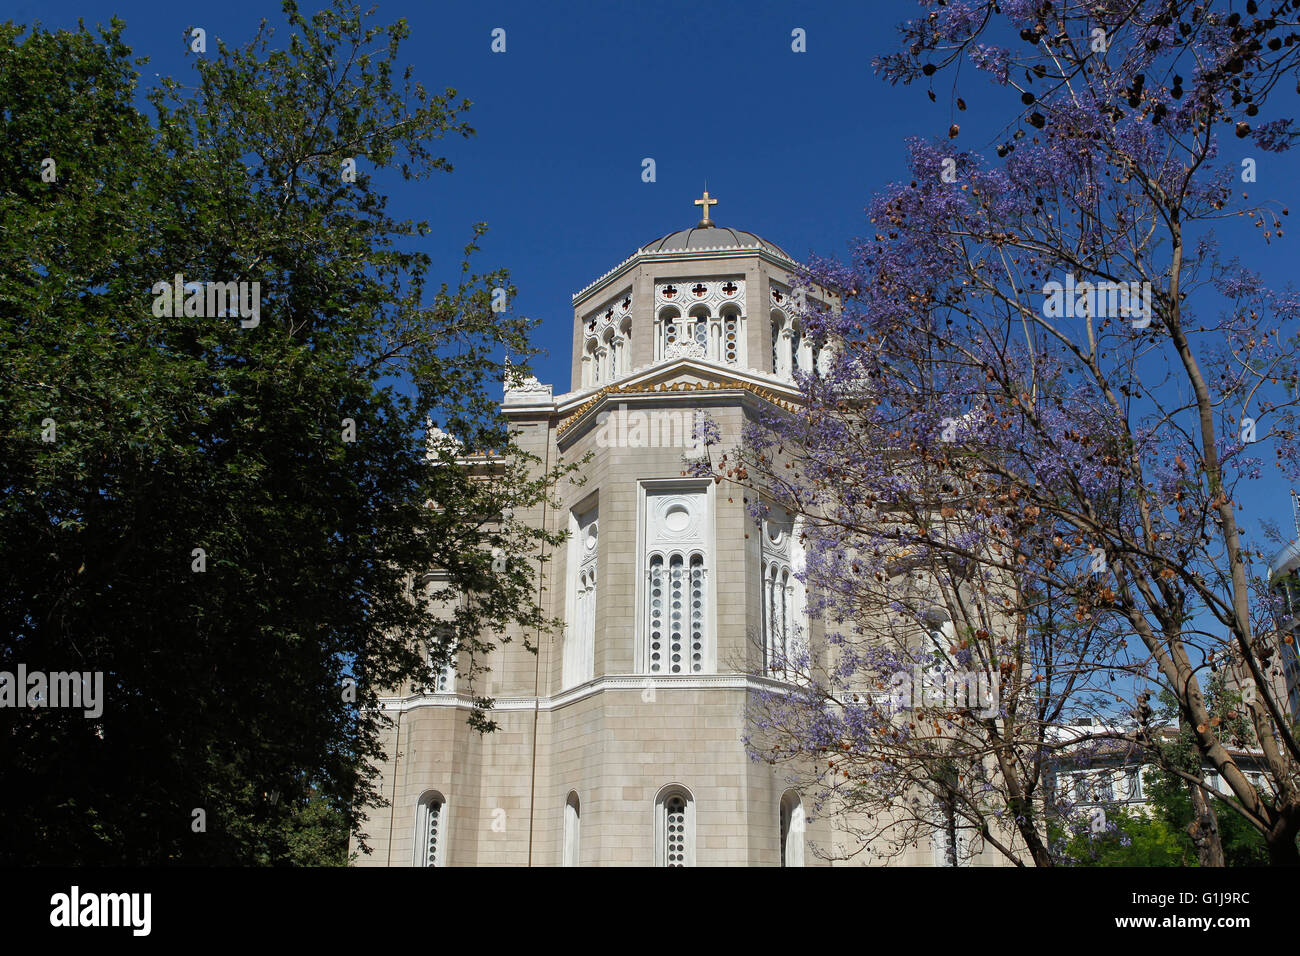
4, 0, 965, 384
7, 0, 1300, 550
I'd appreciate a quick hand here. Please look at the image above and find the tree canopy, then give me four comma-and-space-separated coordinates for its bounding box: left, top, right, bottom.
0, 1, 566, 864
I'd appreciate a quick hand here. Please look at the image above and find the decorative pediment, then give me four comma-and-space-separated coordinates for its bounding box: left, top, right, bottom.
555, 360, 800, 438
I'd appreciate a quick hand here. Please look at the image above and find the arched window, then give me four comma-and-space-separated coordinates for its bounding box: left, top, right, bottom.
583, 337, 599, 387
616, 316, 632, 377
655, 306, 681, 363
762, 562, 788, 677
815, 338, 834, 377
563, 792, 581, 867
415, 791, 447, 867
719, 304, 743, 365
1126, 767, 1145, 801
601, 328, 615, 382
771, 309, 792, 378
771, 311, 781, 373
655, 785, 695, 867
646, 550, 708, 675
922, 608, 956, 670
792, 323, 821, 377
687, 304, 710, 359
430, 626, 456, 693
1071, 772, 1089, 804
780, 791, 805, 867
760, 513, 805, 681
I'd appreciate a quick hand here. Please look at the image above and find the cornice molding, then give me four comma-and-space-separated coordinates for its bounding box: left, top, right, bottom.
572, 245, 798, 306
554, 373, 800, 440
381, 672, 794, 714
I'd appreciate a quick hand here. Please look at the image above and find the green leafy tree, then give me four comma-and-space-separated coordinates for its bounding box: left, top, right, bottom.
0, 2, 569, 864
1056, 766, 1269, 866
1055, 808, 1194, 867
1145, 687, 1270, 867
1058, 684, 1272, 866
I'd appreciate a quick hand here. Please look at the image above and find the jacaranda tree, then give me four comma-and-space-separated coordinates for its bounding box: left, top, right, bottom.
718, 0, 1300, 865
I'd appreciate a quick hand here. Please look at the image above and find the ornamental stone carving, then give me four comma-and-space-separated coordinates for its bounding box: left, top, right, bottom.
655, 278, 744, 311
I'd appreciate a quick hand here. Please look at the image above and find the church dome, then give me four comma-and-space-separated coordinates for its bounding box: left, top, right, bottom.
638, 191, 793, 260
639, 225, 792, 260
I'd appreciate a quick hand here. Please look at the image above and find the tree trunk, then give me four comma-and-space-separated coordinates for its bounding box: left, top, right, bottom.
1009, 800, 1054, 866
945, 804, 958, 867
1187, 783, 1225, 867
1266, 812, 1300, 866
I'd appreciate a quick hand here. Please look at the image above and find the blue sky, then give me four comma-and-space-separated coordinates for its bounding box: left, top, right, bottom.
7, 0, 1300, 550
5, 0, 956, 386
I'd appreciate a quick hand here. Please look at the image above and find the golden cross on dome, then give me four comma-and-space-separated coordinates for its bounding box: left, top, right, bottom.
694, 189, 717, 227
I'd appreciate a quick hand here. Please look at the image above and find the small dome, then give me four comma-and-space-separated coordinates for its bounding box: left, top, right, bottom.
640, 225, 792, 260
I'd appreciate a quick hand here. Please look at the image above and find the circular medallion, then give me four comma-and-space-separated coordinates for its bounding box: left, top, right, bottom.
664, 504, 691, 533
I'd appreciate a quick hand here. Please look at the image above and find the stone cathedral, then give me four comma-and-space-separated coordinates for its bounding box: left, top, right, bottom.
354, 194, 981, 867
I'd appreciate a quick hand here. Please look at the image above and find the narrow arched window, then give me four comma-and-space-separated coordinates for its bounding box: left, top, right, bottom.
780, 791, 805, 867
648, 553, 665, 673
720, 304, 743, 365
584, 338, 600, 386
687, 305, 710, 359
668, 553, 685, 672
771, 309, 792, 377
434, 648, 455, 693
656, 786, 695, 867
615, 316, 632, 379
415, 791, 447, 867
760, 513, 804, 681
809, 334, 827, 380
601, 328, 615, 381
657, 307, 681, 363
424, 619, 457, 693
563, 792, 581, 867
689, 554, 705, 673
771, 311, 783, 374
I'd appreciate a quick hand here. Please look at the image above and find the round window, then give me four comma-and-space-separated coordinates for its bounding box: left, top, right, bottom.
664, 503, 691, 533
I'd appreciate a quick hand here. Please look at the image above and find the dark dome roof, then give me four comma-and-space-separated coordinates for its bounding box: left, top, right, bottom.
639, 225, 792, 260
